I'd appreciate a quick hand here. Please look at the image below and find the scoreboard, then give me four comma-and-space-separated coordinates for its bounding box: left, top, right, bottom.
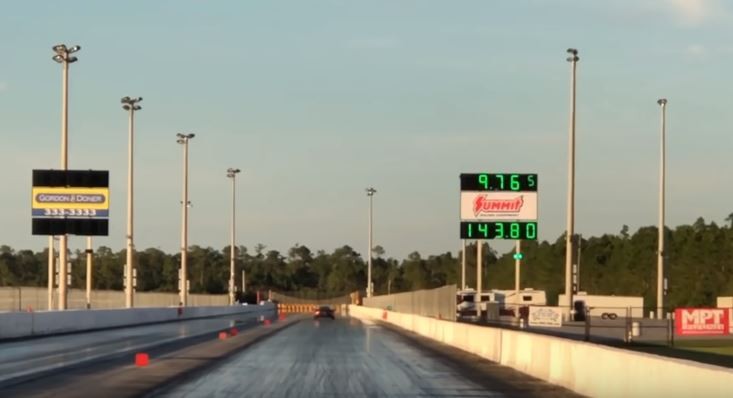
459, 173, 538, 240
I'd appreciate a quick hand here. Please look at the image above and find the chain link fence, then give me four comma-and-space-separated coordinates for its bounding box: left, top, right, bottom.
0, 286, 227, 311
470, 303, 733, 361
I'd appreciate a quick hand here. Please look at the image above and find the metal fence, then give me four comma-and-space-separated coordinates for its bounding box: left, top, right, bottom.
0, 286, 227, 311
470, 305, 733, 352
363, 285, 457, 321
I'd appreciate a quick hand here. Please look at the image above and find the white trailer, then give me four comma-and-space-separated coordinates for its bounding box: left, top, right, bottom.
456, 289, 499, 320
717, 296, 733, 308
495, 288, 547, 306
558, 293, 644, 318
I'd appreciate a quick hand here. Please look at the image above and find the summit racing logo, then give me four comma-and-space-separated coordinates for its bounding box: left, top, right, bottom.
473, 195, 524, 216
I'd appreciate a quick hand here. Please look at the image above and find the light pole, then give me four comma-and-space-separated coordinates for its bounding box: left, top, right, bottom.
576, 233, 582, 293
122, 96, 142, 308
657, 98, 668, 319
52, 43, 80, 310
366, 187, 377, 298
177, 133, 195, 306
564, 48, 579, 318
227, 167, 241, 305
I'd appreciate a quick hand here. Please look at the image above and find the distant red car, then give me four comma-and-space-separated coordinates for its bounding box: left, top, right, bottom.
314, 306, 335, 320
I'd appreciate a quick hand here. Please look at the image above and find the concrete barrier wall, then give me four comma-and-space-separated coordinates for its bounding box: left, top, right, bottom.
363, 285, 457, 321
349, 305, 733, 398
0, 304, 275, 340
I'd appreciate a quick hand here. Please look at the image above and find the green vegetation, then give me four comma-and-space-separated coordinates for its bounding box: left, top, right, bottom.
0, 216, 732, 307
630, 340, 733, 367
681, 344, 733, 356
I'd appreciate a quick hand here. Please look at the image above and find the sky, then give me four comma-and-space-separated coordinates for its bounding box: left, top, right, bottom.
1, 0, 732, 260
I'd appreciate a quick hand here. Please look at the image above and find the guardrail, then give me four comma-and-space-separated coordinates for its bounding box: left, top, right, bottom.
363, 285, 456, 321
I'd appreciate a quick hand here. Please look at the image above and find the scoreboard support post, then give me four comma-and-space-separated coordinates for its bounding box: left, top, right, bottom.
514, 240, 521, 315
48, 236, 54, 311
461, 240, 466, 290
476, 241, 482, 308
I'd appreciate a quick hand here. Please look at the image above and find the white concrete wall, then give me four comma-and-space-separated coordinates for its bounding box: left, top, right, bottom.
349, 305, 733, 398
0, 304, 275, 340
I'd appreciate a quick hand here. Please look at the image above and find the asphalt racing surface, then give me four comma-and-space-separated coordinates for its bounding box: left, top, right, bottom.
152, 317, 580, 398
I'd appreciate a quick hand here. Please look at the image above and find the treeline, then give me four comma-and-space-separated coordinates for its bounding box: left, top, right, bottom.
1, 217, 732, 308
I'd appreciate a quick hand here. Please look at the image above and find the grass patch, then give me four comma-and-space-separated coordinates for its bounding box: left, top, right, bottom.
674, 340, 733, 357
626, 339, 733, 368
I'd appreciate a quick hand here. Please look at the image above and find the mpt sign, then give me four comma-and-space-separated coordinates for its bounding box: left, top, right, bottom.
675, 308, 730, 336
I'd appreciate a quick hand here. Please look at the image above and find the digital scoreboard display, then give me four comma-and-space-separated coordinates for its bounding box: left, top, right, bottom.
460, 173, 537, 192
459, 172, 538, 241
460, 221, 537, 240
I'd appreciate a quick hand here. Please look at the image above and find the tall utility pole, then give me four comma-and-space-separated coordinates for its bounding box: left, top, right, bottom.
122, 96, 142, 308
227, 168, 241, 305
365, 187, 377, 298
52, 44, 81, 310
576, 233, 582, 292
657, 98, 668, 319
564, 48, 579, 317
176, 133, 195, 306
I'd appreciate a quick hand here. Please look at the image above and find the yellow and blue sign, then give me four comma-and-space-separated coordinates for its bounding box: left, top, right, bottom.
31, 187, 110, 217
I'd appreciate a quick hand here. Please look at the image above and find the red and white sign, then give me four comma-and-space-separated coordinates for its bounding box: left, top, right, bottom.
675, 308, 730, 336
460, 192, 537, 221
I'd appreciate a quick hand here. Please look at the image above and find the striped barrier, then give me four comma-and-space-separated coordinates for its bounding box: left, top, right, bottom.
277, 304, 341, 314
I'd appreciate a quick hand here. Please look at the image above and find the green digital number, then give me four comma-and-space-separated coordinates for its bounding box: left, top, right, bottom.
496, 174, 504, 189
510, 174, 520, 190
478, 223, 489, 238
478, 174, 489, 189
528, 175, 536, 188
526, 223, 537, 239
467, 223, 473, 238
510, 222, 520, 239
494, 222, 505, 239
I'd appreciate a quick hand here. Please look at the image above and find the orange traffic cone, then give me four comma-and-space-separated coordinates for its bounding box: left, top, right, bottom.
135, 353, 149, 367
